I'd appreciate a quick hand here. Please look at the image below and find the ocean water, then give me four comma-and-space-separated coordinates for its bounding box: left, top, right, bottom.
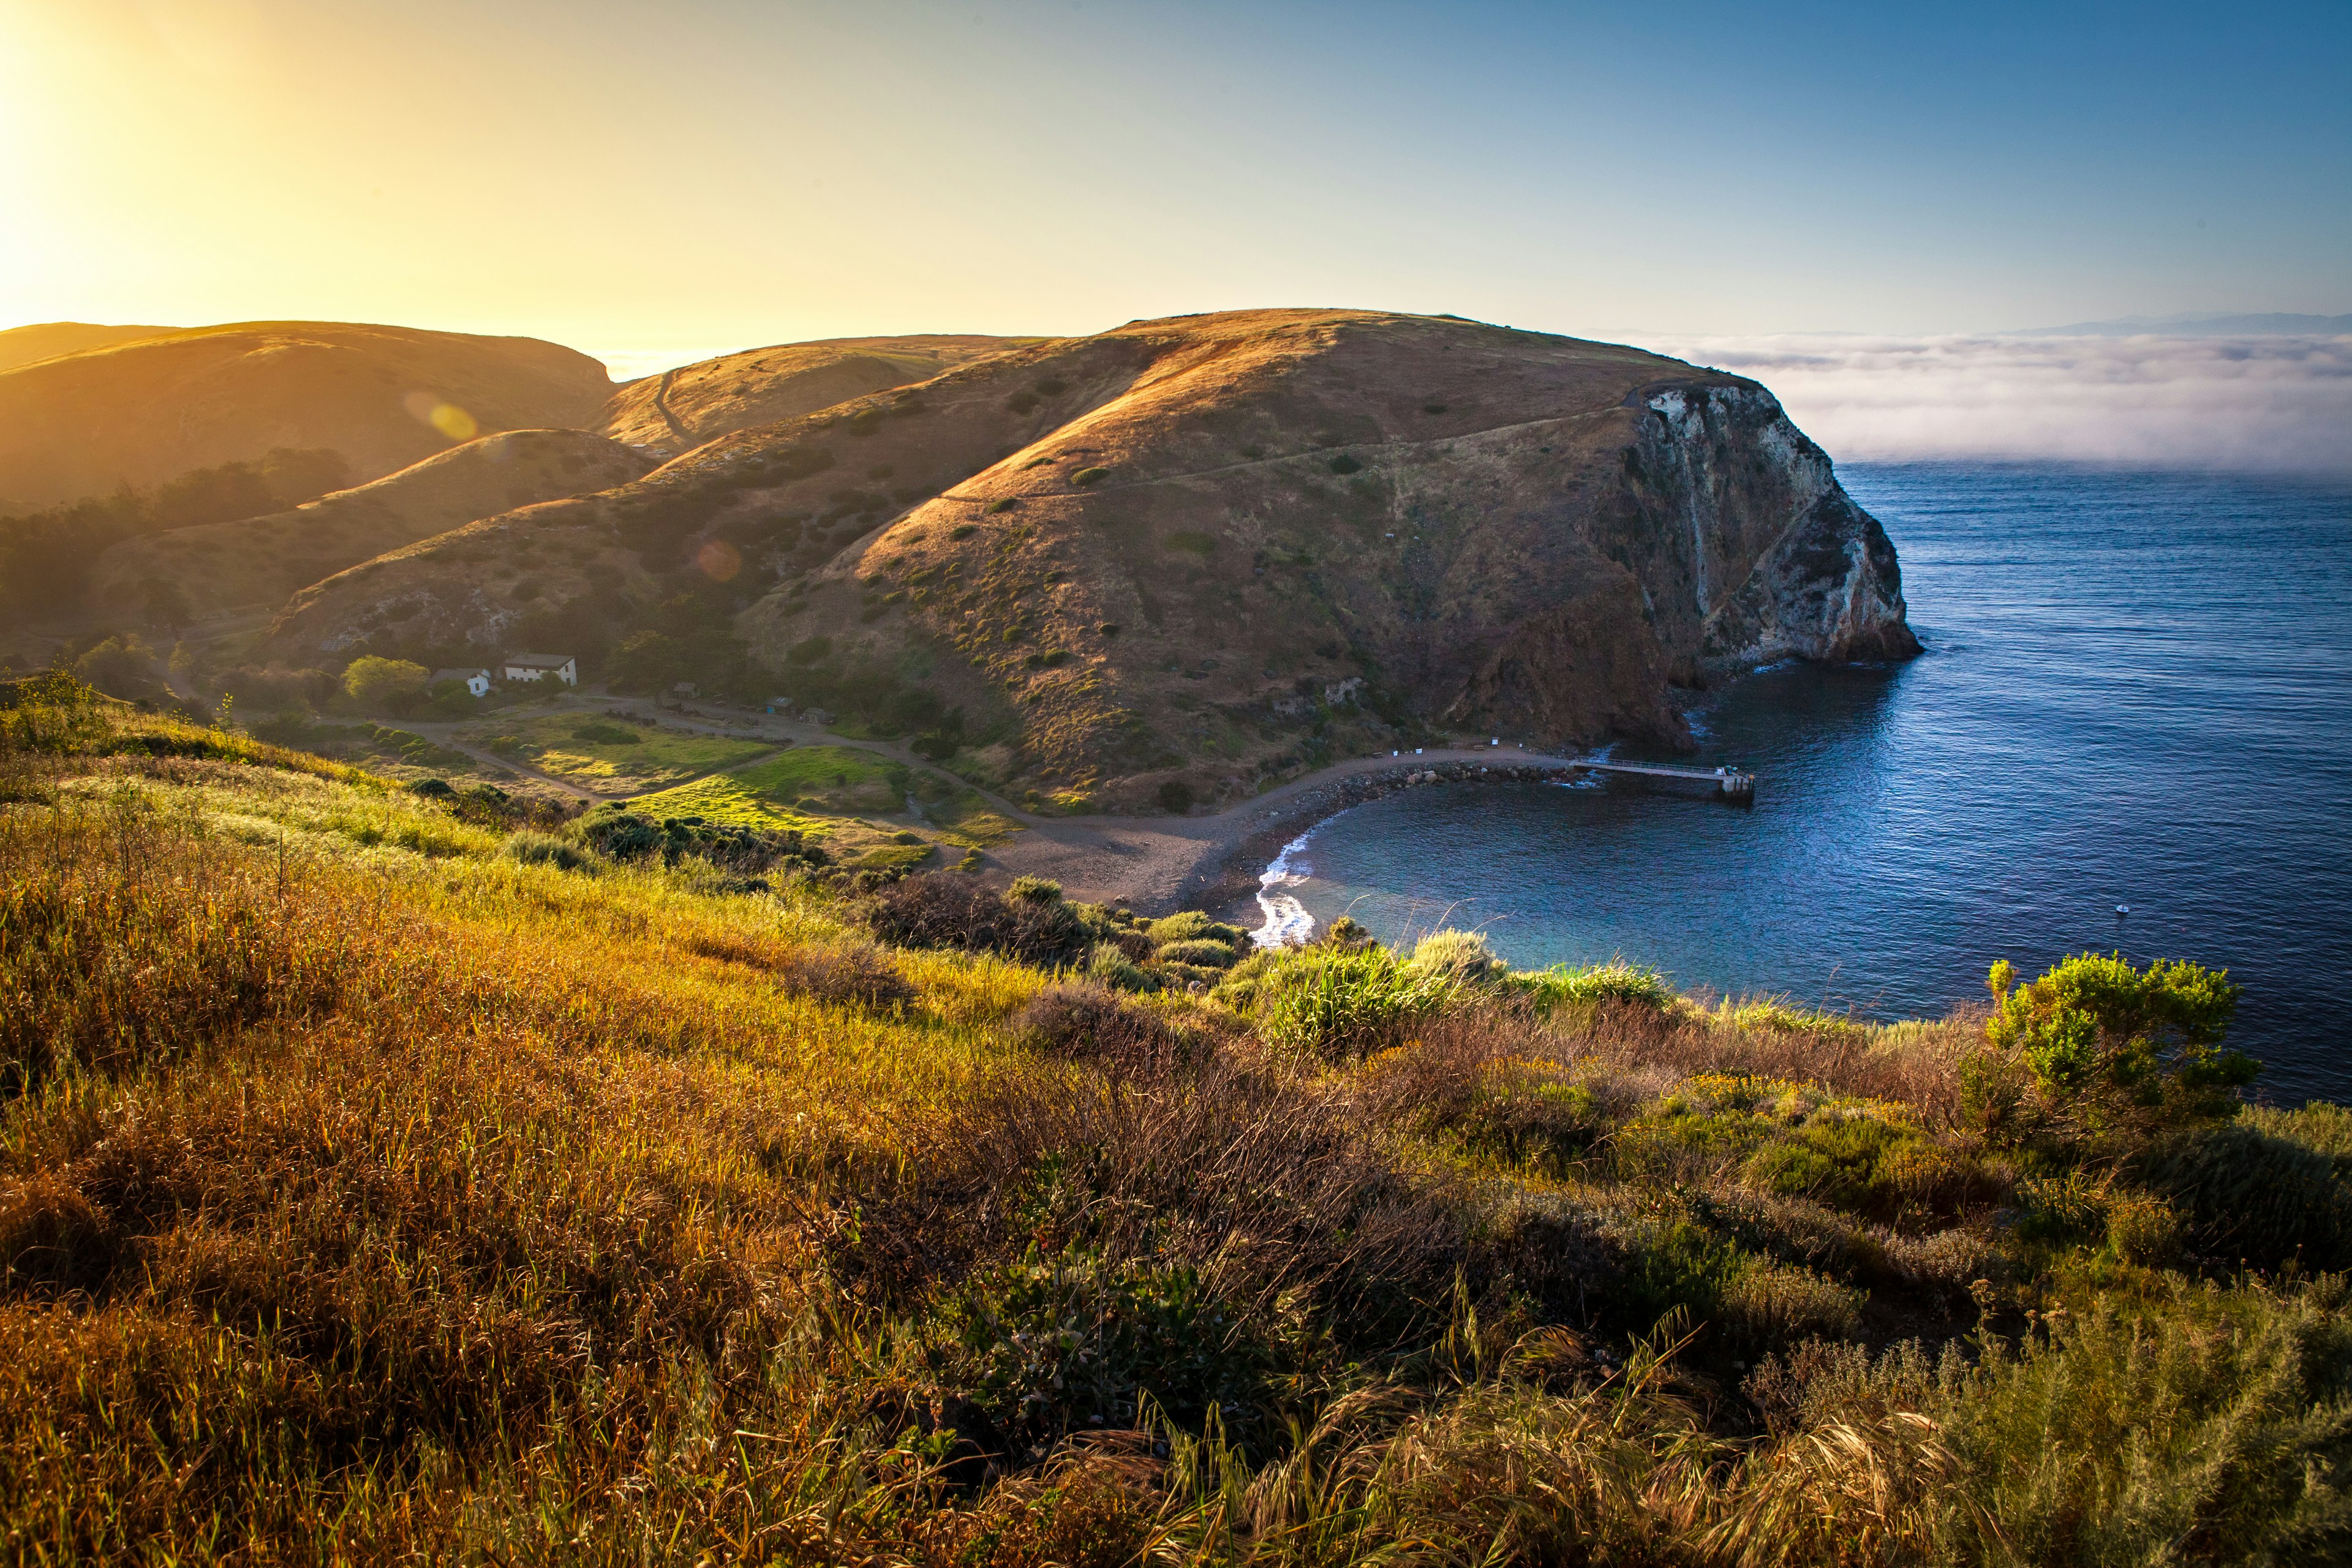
1258, 464, 2352, 1102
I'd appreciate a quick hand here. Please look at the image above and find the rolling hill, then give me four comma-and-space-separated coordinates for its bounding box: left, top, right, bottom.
0, 321, 179, 375
596, 335, 1022, 454
266, 309, 1917, 811
86, 429, 654, 627
0, 321, 614, 509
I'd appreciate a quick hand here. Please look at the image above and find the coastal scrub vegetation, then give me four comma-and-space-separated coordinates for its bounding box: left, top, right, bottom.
5, 676, 2351, 1562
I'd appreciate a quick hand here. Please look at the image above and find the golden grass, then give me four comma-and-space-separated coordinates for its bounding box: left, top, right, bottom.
3, 697, 2345, 1563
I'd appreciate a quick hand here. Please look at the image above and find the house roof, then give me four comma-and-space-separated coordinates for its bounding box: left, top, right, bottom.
428, 668, 489, 684
503, 652, 574, 668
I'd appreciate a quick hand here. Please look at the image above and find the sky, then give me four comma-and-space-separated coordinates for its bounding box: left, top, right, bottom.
2, 0, 2346, 466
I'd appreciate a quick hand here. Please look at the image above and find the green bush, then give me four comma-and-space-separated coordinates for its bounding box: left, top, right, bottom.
1987, 951, 2253, 1095
949, 524, 978, 540
1153, 937, 1237, 970
1143, 910, 1242, 948
501, 831, 592, 872
984, 497, 1018, 514
927, 1245, 1273, 1438
340, 655, 428, 712
1407, 929, 1507, 988
1512, 960, 1675, 1011
1070, 466, 1110, 487
1742, 1112, 1956, 1221
1085, 943, 1158, 993
1251, 944, 1458, 1061
1327, 454, 1363, 475
1934, 1275, 2352, 1562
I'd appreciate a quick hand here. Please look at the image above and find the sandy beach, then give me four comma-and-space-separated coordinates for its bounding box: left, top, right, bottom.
987, 745, 1596, 926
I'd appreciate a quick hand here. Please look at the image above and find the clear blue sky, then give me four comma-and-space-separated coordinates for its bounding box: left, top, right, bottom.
3, 0, 2344, 350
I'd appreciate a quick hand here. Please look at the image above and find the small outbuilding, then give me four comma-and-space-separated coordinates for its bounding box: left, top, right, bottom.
502, 652, 578, 686
429, 667, 492, 698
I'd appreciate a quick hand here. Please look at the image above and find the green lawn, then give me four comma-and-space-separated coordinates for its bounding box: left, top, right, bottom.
462, 713, 774, 794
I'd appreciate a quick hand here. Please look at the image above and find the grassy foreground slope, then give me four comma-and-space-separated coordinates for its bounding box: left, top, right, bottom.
4, 677, 2351, 1565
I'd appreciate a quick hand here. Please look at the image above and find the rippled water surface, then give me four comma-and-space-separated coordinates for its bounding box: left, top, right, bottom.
1265, 464, 2352, 1101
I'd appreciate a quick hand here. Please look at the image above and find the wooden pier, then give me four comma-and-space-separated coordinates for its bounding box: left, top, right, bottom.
1570, 758, 1756, 802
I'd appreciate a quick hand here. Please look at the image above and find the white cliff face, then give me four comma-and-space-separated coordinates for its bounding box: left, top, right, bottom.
1638, 385, 1917, 669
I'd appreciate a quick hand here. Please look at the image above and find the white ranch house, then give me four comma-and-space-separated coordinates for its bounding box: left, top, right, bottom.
501, 652, 578, 685
429, 667, 492, 698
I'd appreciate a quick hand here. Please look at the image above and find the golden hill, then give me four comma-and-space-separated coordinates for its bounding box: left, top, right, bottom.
0, 321, 613, 508
88, 429, 654, 627
0, 321, 179, 375
597, 335, 1023, 454
268, 309, 1917, 808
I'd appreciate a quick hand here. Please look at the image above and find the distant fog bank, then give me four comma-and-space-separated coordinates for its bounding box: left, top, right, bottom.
1642, 332, 2352, 476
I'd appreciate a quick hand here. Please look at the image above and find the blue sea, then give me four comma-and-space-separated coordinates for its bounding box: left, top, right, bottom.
1259, 464, 2352, 1102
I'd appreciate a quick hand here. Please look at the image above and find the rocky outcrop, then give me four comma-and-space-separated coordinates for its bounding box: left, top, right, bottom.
1632, 385, 1918, 668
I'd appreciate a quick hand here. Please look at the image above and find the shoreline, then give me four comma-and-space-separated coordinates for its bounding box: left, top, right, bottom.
986, 747, 1597, 928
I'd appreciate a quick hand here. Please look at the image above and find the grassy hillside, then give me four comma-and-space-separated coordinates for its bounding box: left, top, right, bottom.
265, 309, 1914, 811
84, 429, 654, 627
462, 709, 777, 793
0, 321, 614, 510
0, 321, 178, 376
4, 674, 2347, 1564
598, 336, 1023, 453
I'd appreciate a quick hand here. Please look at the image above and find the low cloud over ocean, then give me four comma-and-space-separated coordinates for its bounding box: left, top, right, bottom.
1640, 332, 2352, 475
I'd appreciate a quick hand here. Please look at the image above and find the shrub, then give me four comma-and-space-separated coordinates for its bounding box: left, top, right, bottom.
1933, 1275, 2352, 1563
1513, 960, 1675, 1011
1251, 944, 1458, 1061
1071, 466, 1110, 486
1014, 982, 1178, 1068
1145, 911, 1244, 948
340, 655, 428, 710
1155, 778, 1193, 813
501, 831, 591, 872
984, 497, 1019, 514
1327, 454, 1363, 475
1407, 929, 1507, 988
949, 524, 978, 540
1153, 937, 1237, 969
1986, 951, 2253, 1095
863, 873, 1114, 967
1742, 1112, 1961, 1221
775, 944, 914, 1010
788, 636, 832, 665
1087, 942, 1159, 993
1006, 875, 1063, 905
927, 1245, 1273, 1439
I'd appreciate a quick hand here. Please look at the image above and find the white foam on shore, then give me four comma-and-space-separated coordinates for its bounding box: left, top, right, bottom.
1252, 827, 1321, 947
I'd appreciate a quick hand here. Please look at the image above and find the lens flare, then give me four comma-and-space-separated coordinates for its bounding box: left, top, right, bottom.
695, 539, 742, 581
403, 390, 478, 442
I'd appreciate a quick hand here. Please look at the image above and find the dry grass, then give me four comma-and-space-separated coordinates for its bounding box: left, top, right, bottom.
3, 695, 2346, 1562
